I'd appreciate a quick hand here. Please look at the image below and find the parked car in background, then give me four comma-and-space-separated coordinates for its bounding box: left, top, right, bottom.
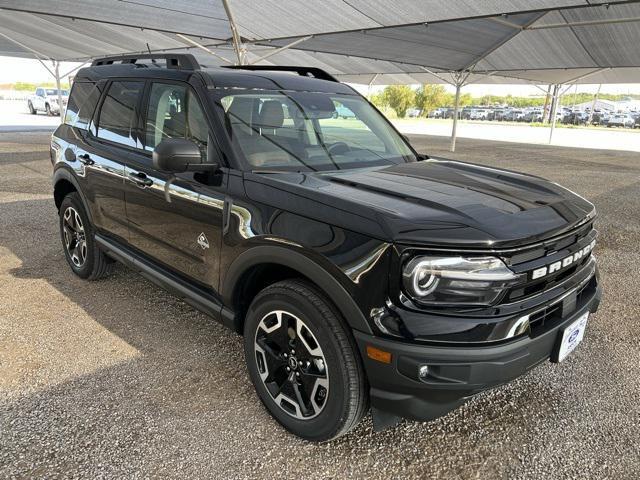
607, 113, 635, 128
522, 108, 544, 123
487, 108, 504, 121
429, 108, 448, 118
406, 108, 422, 118
633, 113, 640, 129
503, 109, 524, 122
27, 87, 69, 116
469, 108, 489, 120
563, 111, 589, 126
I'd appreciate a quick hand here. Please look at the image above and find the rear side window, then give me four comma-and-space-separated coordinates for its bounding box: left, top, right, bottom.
64, 82, 102, 130
97, 81, 144, 148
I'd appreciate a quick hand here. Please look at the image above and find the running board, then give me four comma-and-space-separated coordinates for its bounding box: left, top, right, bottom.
95, 234, 235, 330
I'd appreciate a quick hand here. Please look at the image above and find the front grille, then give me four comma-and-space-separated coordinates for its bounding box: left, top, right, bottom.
528, 275, 597, 336
501, 222, 596, 305
506, 253, 593, 302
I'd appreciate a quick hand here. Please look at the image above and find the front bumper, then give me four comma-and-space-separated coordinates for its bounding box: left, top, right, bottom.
354, 282, 602, 423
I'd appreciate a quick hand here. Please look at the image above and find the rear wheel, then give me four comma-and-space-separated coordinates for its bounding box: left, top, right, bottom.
243, 279, 368, 441
59, 192, 114, 280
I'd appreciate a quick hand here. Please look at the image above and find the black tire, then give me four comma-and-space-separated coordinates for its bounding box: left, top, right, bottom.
28, 101, 36, 114
59, 192, 114, 280
243, 279, 368, 442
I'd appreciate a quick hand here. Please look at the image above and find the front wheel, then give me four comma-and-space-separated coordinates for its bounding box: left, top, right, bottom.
243, 280, 368, 441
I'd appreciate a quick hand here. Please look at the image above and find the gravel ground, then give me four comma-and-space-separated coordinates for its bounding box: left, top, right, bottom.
0, 132, 638, 479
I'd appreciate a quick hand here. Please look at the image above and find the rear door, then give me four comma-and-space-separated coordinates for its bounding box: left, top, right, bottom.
74, 80, 146, 241
123, 80, 225, 289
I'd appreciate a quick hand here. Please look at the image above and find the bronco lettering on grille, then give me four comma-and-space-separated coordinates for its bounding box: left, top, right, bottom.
530, 240, 596, 280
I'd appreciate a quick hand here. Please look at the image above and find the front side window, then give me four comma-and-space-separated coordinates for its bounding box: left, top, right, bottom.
97, 81, 144, 148
144, 82, 209, 152
213, 90, 415, 171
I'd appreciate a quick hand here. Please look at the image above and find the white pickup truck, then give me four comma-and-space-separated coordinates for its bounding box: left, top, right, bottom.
27, 87, 69, 116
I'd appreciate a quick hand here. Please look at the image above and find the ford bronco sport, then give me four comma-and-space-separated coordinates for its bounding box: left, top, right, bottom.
51, 54, 601, 441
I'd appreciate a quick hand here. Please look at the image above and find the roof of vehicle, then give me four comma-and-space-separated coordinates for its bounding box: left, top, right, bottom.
74, 54, 357, 95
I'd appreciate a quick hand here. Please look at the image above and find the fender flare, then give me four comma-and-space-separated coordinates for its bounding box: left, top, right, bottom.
222, 245, 373, 335
52, 167, 94, 225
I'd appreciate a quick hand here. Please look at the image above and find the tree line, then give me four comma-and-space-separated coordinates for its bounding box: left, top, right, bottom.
370, 85, 640, 118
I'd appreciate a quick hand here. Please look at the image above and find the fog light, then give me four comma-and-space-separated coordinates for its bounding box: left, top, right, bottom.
418, 365, 430, 378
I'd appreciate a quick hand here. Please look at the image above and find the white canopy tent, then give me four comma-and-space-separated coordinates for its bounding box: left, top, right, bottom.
2, 0, 640, 149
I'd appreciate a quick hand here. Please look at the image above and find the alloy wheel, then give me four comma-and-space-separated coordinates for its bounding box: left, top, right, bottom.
62, 206, 87, 268
254, 310, 329, 420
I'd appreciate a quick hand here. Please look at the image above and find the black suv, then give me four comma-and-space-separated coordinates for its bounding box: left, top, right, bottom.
51, 54, 601, 441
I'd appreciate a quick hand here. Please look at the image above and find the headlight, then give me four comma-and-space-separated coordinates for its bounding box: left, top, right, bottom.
402, 256, 520, 306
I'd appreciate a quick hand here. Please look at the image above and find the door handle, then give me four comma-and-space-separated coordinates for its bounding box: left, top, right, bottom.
127, 171, 154, 188
77, 153, 94, 166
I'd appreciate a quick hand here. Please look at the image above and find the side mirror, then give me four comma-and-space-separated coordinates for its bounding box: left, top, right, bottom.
153, 138, 218, 173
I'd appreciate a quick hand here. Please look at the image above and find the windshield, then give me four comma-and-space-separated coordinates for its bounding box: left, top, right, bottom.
45, 89, 69, 96
212, 90, 416, 171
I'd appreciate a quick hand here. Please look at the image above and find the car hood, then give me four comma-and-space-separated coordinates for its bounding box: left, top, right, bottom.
244, 159, 595, 248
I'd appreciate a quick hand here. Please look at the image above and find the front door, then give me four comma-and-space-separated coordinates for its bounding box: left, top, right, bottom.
124, 81, 225, 289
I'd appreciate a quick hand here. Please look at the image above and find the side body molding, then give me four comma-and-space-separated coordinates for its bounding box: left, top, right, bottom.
222, 245, 373, 335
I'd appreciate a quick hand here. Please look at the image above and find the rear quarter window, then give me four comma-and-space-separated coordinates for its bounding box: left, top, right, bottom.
64, 81, 103, 130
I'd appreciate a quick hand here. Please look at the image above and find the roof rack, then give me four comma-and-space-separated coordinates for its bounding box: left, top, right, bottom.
91, 54, 200, 70
223, 65, 338, 83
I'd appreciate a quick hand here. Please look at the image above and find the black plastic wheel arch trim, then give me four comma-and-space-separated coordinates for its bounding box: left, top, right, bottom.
221, 245, 373, 335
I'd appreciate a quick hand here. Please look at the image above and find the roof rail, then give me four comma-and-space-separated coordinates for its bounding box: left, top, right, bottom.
223, 65, 339, 82
91, 54, 200, 70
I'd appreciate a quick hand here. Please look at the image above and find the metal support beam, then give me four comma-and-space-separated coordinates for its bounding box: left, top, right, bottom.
419, 66, 455, 86
176, 34, 233, 64
221, 0, 246, 65
489, 16, 525, 30
367, 73, 379, 97
527, 15, 640, 30
54, 61, 64, 123
451, 78, 462, 152
62, 62, 89, 80
548, 84, 561, 144
587, 84, 602, 125
542, 85, 551, 124
247, 36, 313, 65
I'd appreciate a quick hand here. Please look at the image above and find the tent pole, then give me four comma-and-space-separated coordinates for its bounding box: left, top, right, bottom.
542, 84, 552, 124
451, 78, 462, 152
587, 84, 602, 125
176, 34, 234, 63
247, 36, 313, 64
368, 73, 379, 98
54, 61, 64, 123
221, 0, 246, 65
548, 84, 560, 144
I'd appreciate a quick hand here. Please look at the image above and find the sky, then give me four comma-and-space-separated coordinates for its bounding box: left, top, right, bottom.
3, 56, 640, 97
